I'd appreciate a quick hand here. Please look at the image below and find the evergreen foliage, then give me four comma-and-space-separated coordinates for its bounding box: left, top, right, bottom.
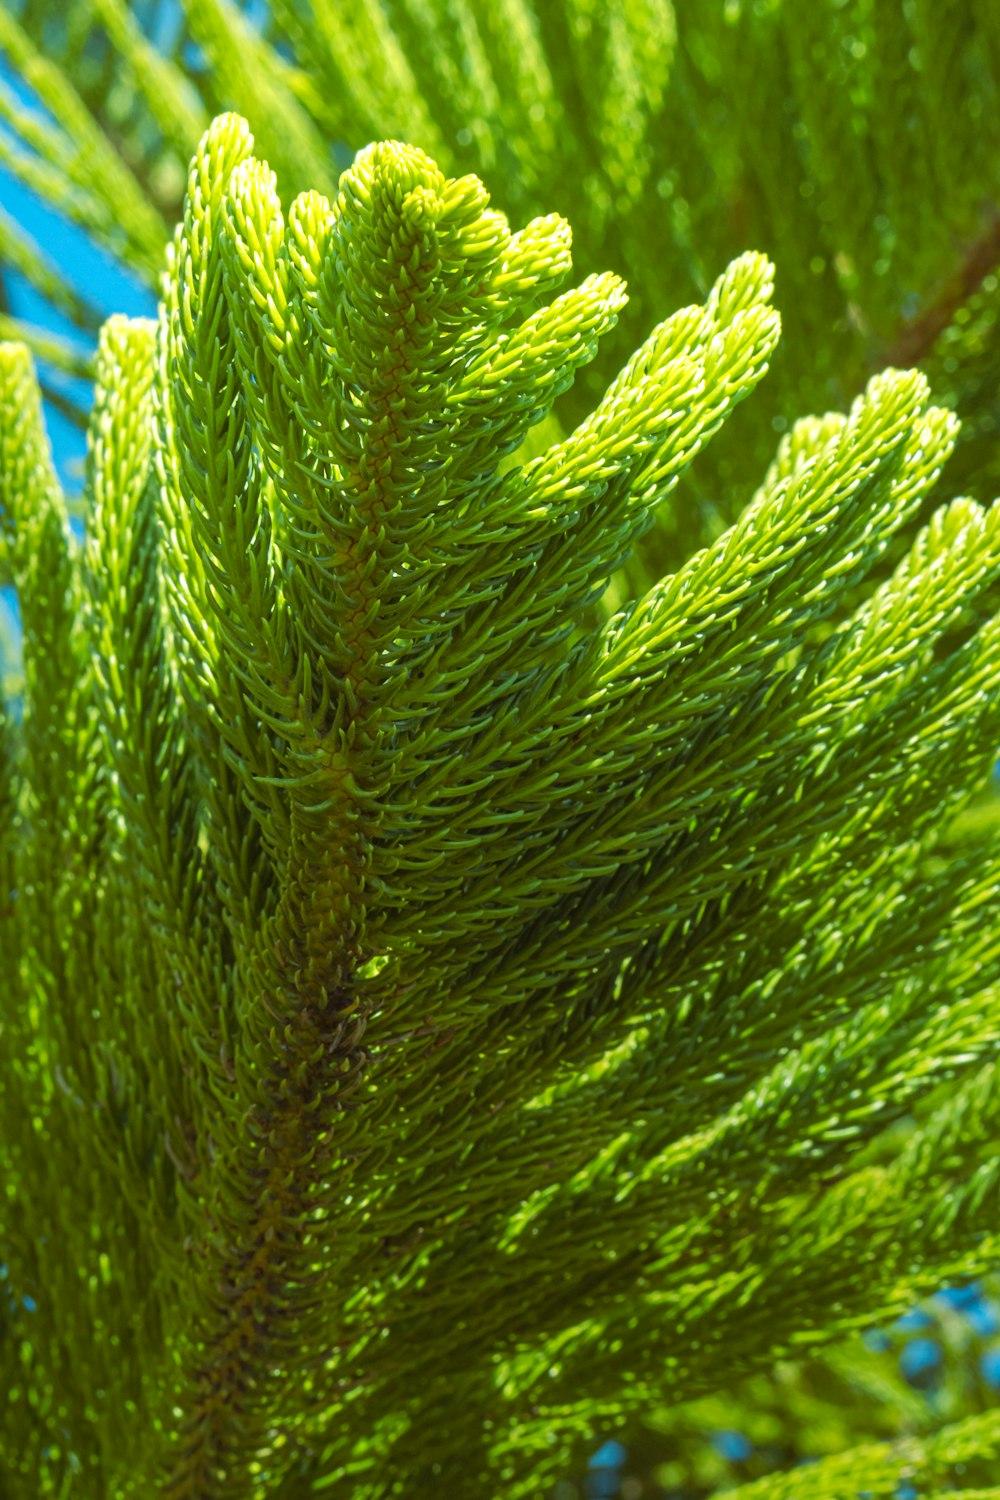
3, 5, 1000, 1499
4, 1, 1000, 562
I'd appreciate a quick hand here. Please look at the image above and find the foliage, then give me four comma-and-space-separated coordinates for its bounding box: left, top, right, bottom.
2, 4, 1000, 1499
4, 2, 1000, 556
592, 1276, 1000, 1498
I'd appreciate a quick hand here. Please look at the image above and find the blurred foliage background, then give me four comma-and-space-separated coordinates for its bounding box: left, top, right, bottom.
557, 1276, 1000, 1497
3, 1, 1000, 1494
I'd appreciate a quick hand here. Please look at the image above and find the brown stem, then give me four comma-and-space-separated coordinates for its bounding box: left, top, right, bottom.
161, 986, 369, 1498
875, 212, 1000, 371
